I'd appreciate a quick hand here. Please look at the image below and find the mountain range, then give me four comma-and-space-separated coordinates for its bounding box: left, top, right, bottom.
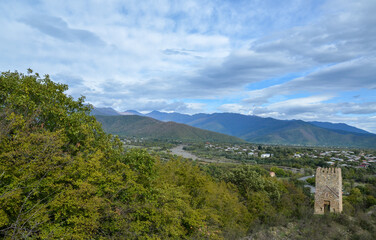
95, 115, 244, 143
91, 107, 120, 116
93, 107, 376, 148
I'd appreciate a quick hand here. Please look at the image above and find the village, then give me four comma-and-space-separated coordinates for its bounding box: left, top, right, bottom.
200, 142, 376, 168
120, 137, 376, 170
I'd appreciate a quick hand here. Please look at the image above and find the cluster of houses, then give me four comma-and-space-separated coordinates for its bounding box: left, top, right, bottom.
204, 143, 376, 168
204, 143, 273, 158
121, 137, 144, 144
294, 150, 376, 168
120, 139, 376, 169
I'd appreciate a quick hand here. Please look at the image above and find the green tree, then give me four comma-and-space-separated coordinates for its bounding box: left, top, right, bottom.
346, 188, 364, 209
306, 177, 316, 186
270, 166, 290, 177
0, 70, 135, 238
0, 70, 255, 239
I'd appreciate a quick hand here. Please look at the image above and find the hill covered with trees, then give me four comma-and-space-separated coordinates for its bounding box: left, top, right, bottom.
95, 115, 245, 143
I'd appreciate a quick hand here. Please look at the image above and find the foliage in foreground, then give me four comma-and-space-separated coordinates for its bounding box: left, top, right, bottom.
0, 70, 249, 239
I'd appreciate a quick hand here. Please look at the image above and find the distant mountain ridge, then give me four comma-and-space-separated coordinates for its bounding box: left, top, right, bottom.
91, 107, 121, 116
143, 111, 376, 148
308, 121, 371, 135
92, 107, 376, 148
95, 115, 245, 143
119, 110, 144, 116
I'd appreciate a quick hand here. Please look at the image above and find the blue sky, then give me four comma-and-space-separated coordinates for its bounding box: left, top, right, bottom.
1, 0, 376, 132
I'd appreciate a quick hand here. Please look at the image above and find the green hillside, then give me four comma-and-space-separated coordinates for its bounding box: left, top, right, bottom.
95, 115, 245, 143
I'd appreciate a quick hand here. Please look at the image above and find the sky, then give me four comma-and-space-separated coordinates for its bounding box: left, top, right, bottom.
1, 0, 376, 133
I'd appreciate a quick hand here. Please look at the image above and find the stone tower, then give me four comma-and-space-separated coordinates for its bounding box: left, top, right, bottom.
314, 167, 342, 214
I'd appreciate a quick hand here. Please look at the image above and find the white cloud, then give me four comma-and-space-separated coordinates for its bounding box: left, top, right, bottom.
0, 0, 375, 132
245, 57, 376, 104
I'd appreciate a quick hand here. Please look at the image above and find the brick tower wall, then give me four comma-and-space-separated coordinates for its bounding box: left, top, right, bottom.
314, 167, 342, 214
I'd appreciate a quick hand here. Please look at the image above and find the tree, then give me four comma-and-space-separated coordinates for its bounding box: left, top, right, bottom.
0, 70, 134, 238
0, 70, 253, 239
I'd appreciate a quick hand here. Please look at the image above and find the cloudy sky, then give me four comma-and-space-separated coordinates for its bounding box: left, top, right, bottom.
1, 0, 376, 132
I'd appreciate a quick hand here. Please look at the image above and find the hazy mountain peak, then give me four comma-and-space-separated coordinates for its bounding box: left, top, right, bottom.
91, 107, 120, 116
120, 110, 143, 116
309, 121, 370, 135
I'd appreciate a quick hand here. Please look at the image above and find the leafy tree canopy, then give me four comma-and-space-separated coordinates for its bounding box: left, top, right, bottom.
0, 70, 251, 239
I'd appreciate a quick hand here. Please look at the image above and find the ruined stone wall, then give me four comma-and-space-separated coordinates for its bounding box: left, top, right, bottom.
314, 167, 342, 214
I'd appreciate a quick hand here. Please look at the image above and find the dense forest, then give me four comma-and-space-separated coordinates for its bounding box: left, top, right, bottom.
1, 70, 375, 239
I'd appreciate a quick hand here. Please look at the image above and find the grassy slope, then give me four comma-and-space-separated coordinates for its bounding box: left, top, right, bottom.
95, 115, 245, 143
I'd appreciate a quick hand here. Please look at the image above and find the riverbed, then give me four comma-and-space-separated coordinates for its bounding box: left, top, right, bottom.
170, 145, 199, 160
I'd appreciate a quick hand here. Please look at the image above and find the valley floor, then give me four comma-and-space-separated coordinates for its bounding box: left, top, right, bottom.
170, 144, 240, 164
170, 145, 199, 160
